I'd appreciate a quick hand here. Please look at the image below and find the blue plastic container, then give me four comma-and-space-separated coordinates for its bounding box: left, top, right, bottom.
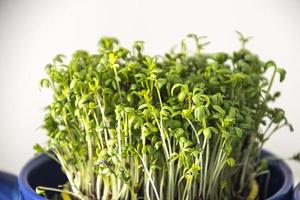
18, 150, 294, 200
0, 171, 20, 200
293, 183, 300, 200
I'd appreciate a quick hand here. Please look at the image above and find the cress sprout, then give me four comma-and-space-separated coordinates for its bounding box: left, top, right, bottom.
36, 33, 292, 200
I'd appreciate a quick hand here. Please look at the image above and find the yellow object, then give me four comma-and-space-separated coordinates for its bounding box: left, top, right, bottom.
62, 189, 72, 200
246, 180, 259, 200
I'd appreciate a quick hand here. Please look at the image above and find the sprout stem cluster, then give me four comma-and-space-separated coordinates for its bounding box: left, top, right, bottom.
37, 33, 292, 200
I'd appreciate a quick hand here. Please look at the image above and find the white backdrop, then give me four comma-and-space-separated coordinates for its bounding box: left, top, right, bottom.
0, 0, 300, 182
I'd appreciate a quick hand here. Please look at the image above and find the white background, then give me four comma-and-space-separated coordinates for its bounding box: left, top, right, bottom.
0, 0, 300, 182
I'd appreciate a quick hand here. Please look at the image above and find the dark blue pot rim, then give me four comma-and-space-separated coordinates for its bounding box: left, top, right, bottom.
18, 150, 294, 200
293, 183, 300, 200
18, 154, 48, 200
262, 150, 294, 200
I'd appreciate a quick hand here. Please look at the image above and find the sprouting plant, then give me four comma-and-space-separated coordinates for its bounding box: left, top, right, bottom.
36, 33, 292, 200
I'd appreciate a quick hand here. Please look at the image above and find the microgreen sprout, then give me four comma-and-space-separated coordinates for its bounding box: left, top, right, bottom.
37, 33, 292, 200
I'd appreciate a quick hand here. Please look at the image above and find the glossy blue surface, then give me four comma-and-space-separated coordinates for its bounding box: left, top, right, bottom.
18, 151, 294, 200
0, 171, 20, 200
293, 183, 300, 200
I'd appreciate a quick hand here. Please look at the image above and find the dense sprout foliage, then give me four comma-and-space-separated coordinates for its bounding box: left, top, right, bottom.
36, 34, 292, 200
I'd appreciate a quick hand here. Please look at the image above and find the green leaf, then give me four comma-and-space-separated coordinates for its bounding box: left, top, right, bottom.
221, 130, 231, 138
138, 103, 150, 110
236, 31, 252, 48
190, 163, 201, 173
292, 152, 300, 162
53, 54, 66, 64
226, 158, 236, 167
39, 79, 50, 88
178, 91, 188, 102
182, 109, 193, 119
194, 106, 206, 122
276, 68, 286, 82
33, 144, 44, 153
264, 60, 276, 70
156, 78, 167, 89
171, 83, 183, 96
213, 105, 225, 117
211, 52, 228, 63
169, 153, 179, 162
154, 142, 162, 150
224, 116, 234, 126
209, 127, 218, 134
211, 93, 223, 105
273, 108, 285, 123
203, 128, 211, 139
109, 53, 117, 65
192, 93, 210, 106
235, 127, 243, 137
289, 124, 294, 132
133, 40, 144, 52
70, 79, 78, 89
101, 168, 111, 175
